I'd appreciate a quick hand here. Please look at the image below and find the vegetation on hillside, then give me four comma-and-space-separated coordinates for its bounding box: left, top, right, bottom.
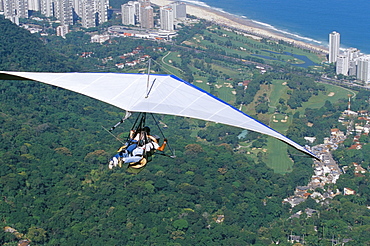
1, 15, 370, 245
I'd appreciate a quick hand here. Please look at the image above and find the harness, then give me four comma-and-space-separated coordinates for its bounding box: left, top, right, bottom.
126, 112, 164, 164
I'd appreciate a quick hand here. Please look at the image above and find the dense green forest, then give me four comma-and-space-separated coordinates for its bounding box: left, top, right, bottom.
1, 16, 370, 245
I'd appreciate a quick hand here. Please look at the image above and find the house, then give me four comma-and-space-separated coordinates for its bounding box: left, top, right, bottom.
115, 63, 125, 69
288, 235, 301, 243
353, 162, 366, 174
331, 128, 340, 135
18, 240, 30, 246
125, 61, 137, 66
296, 186, 309, 192
348, 144, 362, 150
215, 215, 224, 223
344, 187, 356, 195
91, 34, 110, 43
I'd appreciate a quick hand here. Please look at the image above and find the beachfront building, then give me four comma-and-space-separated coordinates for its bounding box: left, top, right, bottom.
122, 2, 136, 25
140, 5, 154, 29
356, 55, 370, 83
336, 55, 349, 76
160, 6, 174, 31
346, 48, 360, 76
170, 1, 186, 20
329, 31, 340, 63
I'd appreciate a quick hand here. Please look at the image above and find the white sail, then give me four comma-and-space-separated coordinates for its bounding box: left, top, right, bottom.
0, 71, 318, 159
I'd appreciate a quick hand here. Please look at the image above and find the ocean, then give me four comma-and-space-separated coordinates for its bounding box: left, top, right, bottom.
182, 0, 370, 54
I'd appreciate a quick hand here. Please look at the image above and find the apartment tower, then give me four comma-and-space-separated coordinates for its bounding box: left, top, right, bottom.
122, 2, 136, 25
329, 31, 340, 63
160, 6, 174, 31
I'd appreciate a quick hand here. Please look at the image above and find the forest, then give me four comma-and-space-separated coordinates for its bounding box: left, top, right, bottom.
1, 15, 370, 245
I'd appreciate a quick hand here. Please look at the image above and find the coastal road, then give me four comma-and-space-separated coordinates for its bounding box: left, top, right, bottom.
319, 76, 370, 91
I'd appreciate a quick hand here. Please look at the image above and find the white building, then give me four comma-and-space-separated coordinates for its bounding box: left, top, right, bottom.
95, 0, 109, 25
329, 31, 340, 63
345, 48, 360, 76
170, 1, 186, 20
78, 0, 108, 28
54, 0, 73, 26
160, 5, 174, 31
28, 0, 40, 11
81, 0, 95, 28
56, 24, 69, 38
356, 55, 370, 83
91, 34, 110, 43
121, 2, 136, 25
40, 0, 53, 17
3, 0, 29, 21
336, 55, 349, 75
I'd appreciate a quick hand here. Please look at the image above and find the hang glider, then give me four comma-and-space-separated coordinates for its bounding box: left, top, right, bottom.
0, 71, 319, 160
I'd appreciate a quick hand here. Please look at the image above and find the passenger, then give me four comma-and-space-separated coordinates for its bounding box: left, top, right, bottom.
108, 126, 167, 169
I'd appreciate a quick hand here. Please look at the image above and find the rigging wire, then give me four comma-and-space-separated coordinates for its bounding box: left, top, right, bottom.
102, 126, 126, 145
149, 113, 176, 158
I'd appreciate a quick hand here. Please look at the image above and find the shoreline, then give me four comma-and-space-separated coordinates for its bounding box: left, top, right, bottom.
151, 0, 329, 54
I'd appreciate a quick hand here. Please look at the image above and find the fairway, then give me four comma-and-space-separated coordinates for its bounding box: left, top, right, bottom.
265, 137, 293, 174
260, 80, 350, 173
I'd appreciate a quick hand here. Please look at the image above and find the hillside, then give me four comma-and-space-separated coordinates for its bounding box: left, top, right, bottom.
0, 16, 77, 72
1, 17, 370, 245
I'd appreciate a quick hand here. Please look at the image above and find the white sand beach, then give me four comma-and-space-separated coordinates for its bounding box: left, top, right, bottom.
151, 0, 328, 54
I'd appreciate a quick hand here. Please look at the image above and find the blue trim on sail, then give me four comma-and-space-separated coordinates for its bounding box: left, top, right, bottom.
169, 74, 318, 159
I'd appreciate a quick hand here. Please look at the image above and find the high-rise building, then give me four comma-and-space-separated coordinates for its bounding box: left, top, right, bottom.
28, 0, 40, 11
4, 0, 29, 21
0, 0, 4, 11
356, 55, 370, 83
336, 55, 349, 75
160, 6, 174, 31
139, 0, 153, 28
79, 0, 108, 28
139, 0, 150, 8
170, 1, 186, 20
40, 0, 53, 17
346, 48, 360, 60
345, 48, 360, 76
140, 5, 153, 29
329, 31, 340, 63
95, 0, 109, 25
122, 2, 136, 25
81, 0, 95, 28
54, 0, 73, 25
132, 1, 140, 23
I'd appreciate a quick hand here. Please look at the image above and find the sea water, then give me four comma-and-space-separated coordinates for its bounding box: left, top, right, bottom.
182, 0, 370, 54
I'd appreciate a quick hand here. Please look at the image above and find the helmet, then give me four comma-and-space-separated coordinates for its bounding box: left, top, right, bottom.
143, 126, 151, 133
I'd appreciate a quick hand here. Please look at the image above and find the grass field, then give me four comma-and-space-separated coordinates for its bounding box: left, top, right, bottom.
158, 26, 352, 174
244, 80, 352, 174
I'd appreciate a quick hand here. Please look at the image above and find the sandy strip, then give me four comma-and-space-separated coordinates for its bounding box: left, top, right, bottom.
151, 0, 328, 54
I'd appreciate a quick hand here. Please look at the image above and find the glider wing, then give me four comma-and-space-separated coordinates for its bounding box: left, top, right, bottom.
0, 71, 318, 159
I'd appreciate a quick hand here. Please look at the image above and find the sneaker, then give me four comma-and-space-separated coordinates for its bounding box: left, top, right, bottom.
108, 160, 114, 169
112, 157, 118, 167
